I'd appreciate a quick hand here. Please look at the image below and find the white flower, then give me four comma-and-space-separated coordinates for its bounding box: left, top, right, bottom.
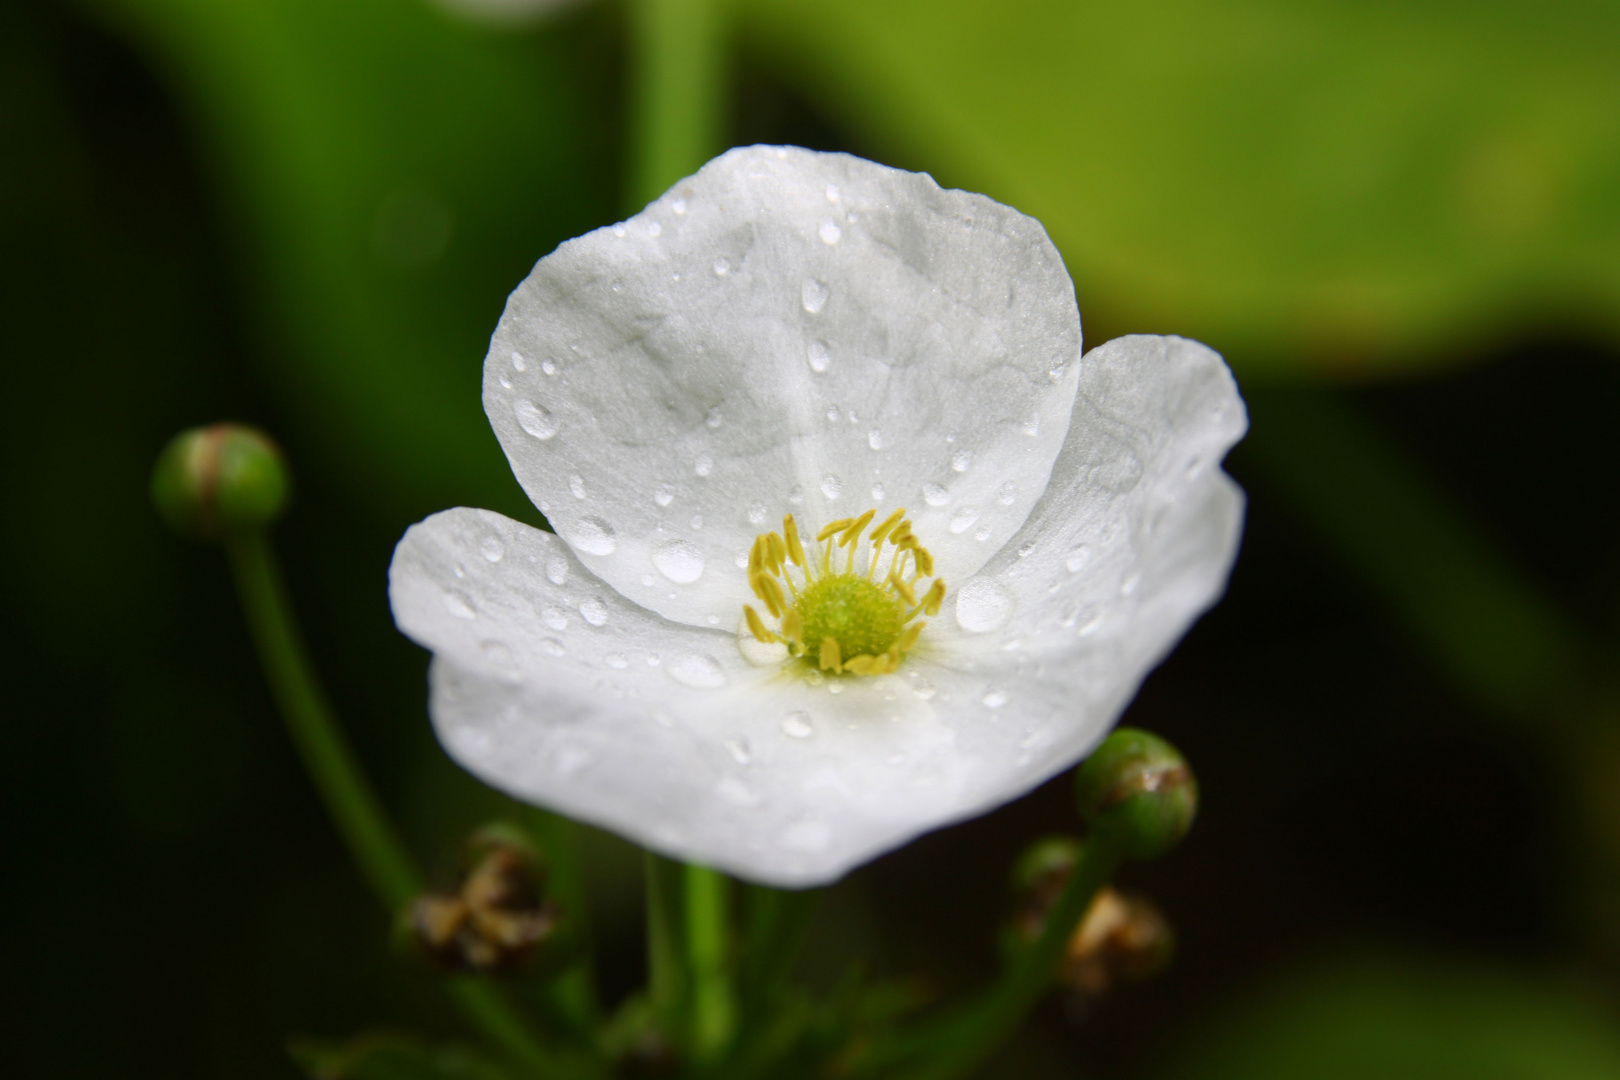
389, 146, 1246, 887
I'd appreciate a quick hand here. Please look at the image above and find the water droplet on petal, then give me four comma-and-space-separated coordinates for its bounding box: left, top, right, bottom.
983, 690, 1008, 709
480, 536, 504, 562
1120, 572, 1141, 596
541, 359, 557, 376
1066, 546, 1091, 573
788, 484, 804, 505
654, 483, 675, 507
571, 516, 617, 556
612, 224, 627, 238
1018, 542, 1036, 558
912, 680, 936, 700
497, 374, 511, 388
807, 340, 831, 372
819, 219, 841, 244
690, 514, 703, 530
1021, 411, 1040, 436
712, 256, 730, 276
825, 183, 840, 202
694, 454, 713, 477
510, 351, 527, 372
543, 607, 568, 630
997, 481, 1017, 505
514, 399, 556, 440
975, 524, 992, 541
671, 197, 687, 215
569, 474, 587, 499
481, 640, 514, 667
541, 638, 565, 657
545, 557, 568, 585
821, 474, 843, 499
867, 429, 883, 450
705, 406, 723, 429
669, 653, 725, 689
952, 451, 972, 472
579, 598, 609, 626
724, 737, 752, 765
949, 506, 980, 534
647, 220, 662, 237
922, 482, 949, 507
955, 576, 1014, 633
607, 653, 629, 669
781, 711, 814, 739
444, 592, 476, 619
826, 404, 839, 423
653, 540, 705, 584
747, 503, 767, 525
871, 482, 886, 501
801, 279, 828, 314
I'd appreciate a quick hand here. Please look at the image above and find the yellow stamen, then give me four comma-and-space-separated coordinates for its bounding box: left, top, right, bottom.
844, 654, 876, 675
888, 571, 917, 606
841, 509, 876, 547
780, 608, 804, 650
819, 636, 842, 674
897, 622, 924, 652
817, 518, 854, 542
744, 606, 778, 644
869, 508, 906, 546
766, 532, 787, 574
783, 515, 806, 568
921, 579, 946, 616
912, 546, 934, 576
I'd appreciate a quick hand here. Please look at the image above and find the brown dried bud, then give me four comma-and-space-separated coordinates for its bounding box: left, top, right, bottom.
1059, 886, 1174, 995
410, 845, 557, 974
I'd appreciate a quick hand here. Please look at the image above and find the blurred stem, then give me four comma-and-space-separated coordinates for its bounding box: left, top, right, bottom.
226, 531, 588, 1079
646, 852, 689, 1028
740, 883, 819, 995
625, 0, 728, 210
685, 864, 737, 1062
526, 807, 602, 1030
857, 840, 1122, 1080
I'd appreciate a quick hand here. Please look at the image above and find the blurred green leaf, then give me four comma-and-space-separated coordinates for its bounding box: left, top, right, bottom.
87, 0, 617, 513
1157, 952, 1620, 1080
740, 0, 1620, 375
291, 1032, 516, 1080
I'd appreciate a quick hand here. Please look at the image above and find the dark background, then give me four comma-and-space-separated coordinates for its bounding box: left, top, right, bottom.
4, 1, 1619, 1076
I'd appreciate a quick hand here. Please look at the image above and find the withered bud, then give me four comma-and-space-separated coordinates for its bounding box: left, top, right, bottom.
1059, 886, 1174, 995
411, 844, 557, 974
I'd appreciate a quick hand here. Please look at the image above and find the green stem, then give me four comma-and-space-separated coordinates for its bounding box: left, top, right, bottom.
625, 0, 729, 210
225, 531, 581, 1078
526, 807, 602, 1030
859, 840, 1122, 1080
685, 863, 737, 1062
646, 852, 688, 1027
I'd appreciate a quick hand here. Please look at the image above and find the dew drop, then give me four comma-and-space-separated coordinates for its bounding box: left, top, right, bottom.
569, 474, 587, 499
1066, 546, 1091, 573
975, 524, 992, 541
480, 536, 505, 562
788, 484, 804, 505
654, 483, 675, 507
825, 183, 840, 202
983, 690, 1008, 709
819, 219, 841, 244
647, 220, 662, 237
690, 515, 703, 530
922, 482, 949, 507
1120, 572, 1141, 596
734, 551, 749, 569
653, 540, 705, 584
1018, 542, 1036, 558
1021, 411, 1040, 436
444, 592, 476, 619
781, 711, 815, 739
514, 399, 557, 440
694, 454, 713, 477
821, 474, 843, 499
801, 279, 829, 314
712, 256, 730, 276
541, 359, 557, 376
545, 557, 568, 585
807, 340, 831, 373
705, 406, 723, 429
671, 197, 687, 215
669, 653, 726, 689
949, 506, 980, 534
1078, 609, 1105, 636
543, 608, 568, 631
541, 638, 565, 657
912, 679, 937, 700
867, 429, 883, 450
641, 574, 655, 586
827, 681, 844, 695
481, 640, 514, 667
571, 517, 617, 556
952, 450, 973, 473
955, 576, 1014, 633
612, 224, 627, 237
997, 481, 1017, 505
724, 737, 752, 765
871, 482, 886, 501
510, 351, 527, 372
747, 503, 767, 526
497, 374, 511, 389
579, 598, 609, 626
607, 653, 629, 669
826, 404, 840, 423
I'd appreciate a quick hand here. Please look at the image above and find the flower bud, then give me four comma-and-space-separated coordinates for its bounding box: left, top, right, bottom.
1060, 886, 1174, 995
410, 829, 557, 974
1074, 728, 1197, 860
150, 423, 289, 540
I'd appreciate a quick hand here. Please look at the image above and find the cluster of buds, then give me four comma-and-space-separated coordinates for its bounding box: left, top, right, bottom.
410, 831, 557, 975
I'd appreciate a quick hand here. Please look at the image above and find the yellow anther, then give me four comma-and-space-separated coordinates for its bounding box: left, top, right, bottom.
868, 508, 905, 546
819, 636, 842, 674
762, 574, 788, 618
888, 571, 917, 606
841, 509, 876, 547
783, 515, 806, 568
749, 535, 766, 576
744, 606, 778, 644
817, 518, 854, 542
844, 654, 876, 675
913, 546, 934, 576
766, 531, 787, 573
897, 622, 924, 652
922, 579, 946, 616
780, 608, 804, 649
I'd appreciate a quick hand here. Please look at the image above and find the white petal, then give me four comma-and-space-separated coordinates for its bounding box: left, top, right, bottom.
484, 146, 1081, 628
390, 508, 1061, 885
923, 335, 1246, 783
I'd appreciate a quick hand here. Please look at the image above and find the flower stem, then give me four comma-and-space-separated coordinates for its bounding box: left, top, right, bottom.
645, 851, 688, 1025
685, 863, 737, 1062
859, 839, 1123, 1080
225, 531, 582, 1078
625, 0, 728, 211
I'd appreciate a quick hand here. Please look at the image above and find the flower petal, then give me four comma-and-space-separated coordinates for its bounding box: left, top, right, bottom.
483, 146, 1082, 628
391, 507, 1073, 885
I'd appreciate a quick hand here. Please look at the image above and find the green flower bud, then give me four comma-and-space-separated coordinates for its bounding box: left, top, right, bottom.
1010, 835, 1084, 897
1074, 728, 1197, 860
150, 423, 289, 540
